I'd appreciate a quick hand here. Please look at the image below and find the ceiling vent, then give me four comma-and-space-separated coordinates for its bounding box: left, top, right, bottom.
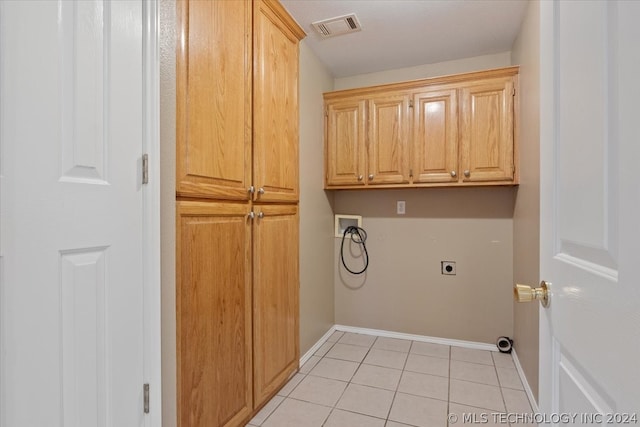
312, 14, 362, 39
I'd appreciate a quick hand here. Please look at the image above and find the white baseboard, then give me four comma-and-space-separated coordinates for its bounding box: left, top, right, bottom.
300, 324, 499, 369
334, 324, 499, 352
299, 326, 337, 366
511, 348, 540, 414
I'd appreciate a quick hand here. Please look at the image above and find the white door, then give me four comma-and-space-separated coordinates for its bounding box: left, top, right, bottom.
539, 0, 640, 419
0, 1, 156, 426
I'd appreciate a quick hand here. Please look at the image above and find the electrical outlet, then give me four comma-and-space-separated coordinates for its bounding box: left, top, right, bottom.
441, 261, 456, 275
397, 200, 405, 215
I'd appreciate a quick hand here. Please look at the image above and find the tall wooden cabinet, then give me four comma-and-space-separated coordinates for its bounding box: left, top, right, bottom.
324, 67, 519, 189
176, 1, 304, 426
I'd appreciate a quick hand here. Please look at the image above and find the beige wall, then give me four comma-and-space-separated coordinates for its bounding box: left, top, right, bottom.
332, 53, 516, 345
160, 0, 177, 425
511, 0, 541, 401
334, 52, 511, 90
298, 41, 336, 354
159, 0, 177, 425
334, 188, 515, 344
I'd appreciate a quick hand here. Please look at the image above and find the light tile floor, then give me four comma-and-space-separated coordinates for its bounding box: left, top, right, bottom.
247, 332, 536, 427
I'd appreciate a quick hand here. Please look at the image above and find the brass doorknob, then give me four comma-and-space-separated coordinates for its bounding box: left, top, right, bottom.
514, 281, 550, 308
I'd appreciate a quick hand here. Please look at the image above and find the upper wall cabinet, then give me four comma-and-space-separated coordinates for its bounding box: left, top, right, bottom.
324, 66, 519, 189
411, 88, 458, 184
459, 76, 515, 183
325, 99, 366, 186
367, 94, 411, 185
177, 0, 304, 203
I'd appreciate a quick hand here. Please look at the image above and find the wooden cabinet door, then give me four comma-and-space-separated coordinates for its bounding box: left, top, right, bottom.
368, 95, 411, 185
252, 204, 299, 407
253, 0, 305, 203
411, 89, 459, 183
459, 77, 515, 182
177, 201, 252, 427
176, 0, 252, 200
325, 99, 367, 187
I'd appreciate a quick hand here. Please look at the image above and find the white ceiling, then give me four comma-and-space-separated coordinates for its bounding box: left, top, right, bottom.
280, 0, 529, 78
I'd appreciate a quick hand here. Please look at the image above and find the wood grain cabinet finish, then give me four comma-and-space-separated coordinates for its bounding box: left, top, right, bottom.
176, 1, 304, 426
176, 0, 252, 200
324, 66, 519, 189
177, 201, 253, 427
367, 95, 411, 185
253, 0, 305, 203
325, 99, 367, 186
459, 77, 515, 182
411, 89, 458, 183
252, 205, 299, 407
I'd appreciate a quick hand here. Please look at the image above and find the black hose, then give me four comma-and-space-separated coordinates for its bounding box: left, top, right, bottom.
340, 226, 369, 275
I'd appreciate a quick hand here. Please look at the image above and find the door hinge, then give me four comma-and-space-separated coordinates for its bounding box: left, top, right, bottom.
142, 154, 149, 184
512, 87, 516, 96
143, 383, 150, 414
409, 100, 414, 108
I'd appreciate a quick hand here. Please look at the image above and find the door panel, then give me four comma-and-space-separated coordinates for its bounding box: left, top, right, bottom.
368, 95, 411, 185
412, 89, 458, 183
539, 0, 640, 414
325, 99, 367, 187
176, 0, 252, 200
1, 1, 146, 425
176, 202, 253, 427
253, 0, 302, 202
460, 78, 514, 182
252, 205, 299, 407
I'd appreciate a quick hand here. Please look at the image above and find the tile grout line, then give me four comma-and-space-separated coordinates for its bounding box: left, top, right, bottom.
258, 332, 508, 427
493, 352, 510, 417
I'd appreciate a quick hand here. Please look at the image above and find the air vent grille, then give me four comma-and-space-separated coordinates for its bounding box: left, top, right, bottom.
312, 13, 361, 39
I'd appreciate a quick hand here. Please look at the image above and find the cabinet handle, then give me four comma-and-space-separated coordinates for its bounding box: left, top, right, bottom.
257, 211, 264, 219
463, 170, 470, 178
248, 211, 255, 219
258, 187, 265, 195
248, 185, 255, 194
368, 174, 374, 180
450, 171, 457, 178
357, 175, 363, 181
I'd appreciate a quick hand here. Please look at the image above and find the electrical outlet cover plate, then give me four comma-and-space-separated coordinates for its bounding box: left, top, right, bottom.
441, 261, 456, 275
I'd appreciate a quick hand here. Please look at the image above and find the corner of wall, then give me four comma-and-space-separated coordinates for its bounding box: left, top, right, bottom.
159, 0, 177, 425
510, 0, 541, 402
298, 40, 337, 354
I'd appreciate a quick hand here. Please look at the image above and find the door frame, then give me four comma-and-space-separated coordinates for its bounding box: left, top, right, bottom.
538, 0, 554, 415
142, 1, 163, 426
